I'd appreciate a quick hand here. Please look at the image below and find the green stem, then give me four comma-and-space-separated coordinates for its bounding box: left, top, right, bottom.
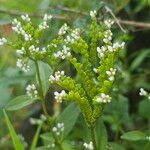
90, 126, 97, 150
34, 60, 64, 150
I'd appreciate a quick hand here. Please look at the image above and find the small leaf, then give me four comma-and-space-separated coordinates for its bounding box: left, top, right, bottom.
95, 118, 108, 150
40, 132, 54, 142
121, 131, 146, 141
5, 95, 37, 111
58, 103, 80, 139
3, 110, 24, 150
30, 124, 42, 150
38, 62, 52, 95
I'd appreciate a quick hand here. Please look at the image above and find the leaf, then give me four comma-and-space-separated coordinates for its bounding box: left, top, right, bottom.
58, 103, 80, 139
130, 49, 150, 71
40, 132, 54, 142
139, 100, 150, 119
144, 142, 150, 150
30, 124, 42, 150
3, 110, 24, 150
38, 62, 52, 95
5, 95, 37, 111
109, 142, 126, 150
95, 118, 108, 150
121, 131, 146, 141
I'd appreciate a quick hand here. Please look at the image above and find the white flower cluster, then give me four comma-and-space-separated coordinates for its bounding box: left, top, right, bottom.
54, 45, 71, 59
139, 88, 150, 99
104, 19, 114, 28
97, 46, 106, 58
29, 114, 46, 125
90, 10, 97, 18
103, 30, 113, 44
26, 84, 38, 98
47, 143, 55, 148
16, 47, 25, 55
39, 14, 52, 30
146, 136, 150, 141
54, 90, 67, 103
52, 123, 64, 136
95, 93, 111, 103
12, 19, 32, 41
106, 68, 116, 81
21, 14, 31, 22
49, 71, 64, 82
93, 68, 98, 73
16, 59, 29, 72
58, 23, 68, 35
29, 45, 39, 54
83, 141, 93, 150
64, 29, 80, 44
0, 37, 7, 46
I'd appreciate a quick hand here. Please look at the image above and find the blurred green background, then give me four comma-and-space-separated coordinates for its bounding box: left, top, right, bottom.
0, 0, 150, 149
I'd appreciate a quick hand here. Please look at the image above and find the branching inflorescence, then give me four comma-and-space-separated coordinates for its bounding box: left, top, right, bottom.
0, 10, 125, 149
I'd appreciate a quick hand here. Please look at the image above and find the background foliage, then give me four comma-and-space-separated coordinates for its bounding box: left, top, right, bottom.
0, 0, 150, 149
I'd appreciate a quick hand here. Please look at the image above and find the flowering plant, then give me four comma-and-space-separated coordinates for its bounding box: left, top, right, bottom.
0, 10, 125, 150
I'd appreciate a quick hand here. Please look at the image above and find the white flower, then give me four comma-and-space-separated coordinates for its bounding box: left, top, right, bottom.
43, 14, 52, 21
146, 136, 150, 141
103, 30, 113, 44
29, 118, 36, 125
24, 34, 32, 41
95, 93, 111, 103
97, 46, 106, 58
104, 19, 114, 28
139, 88, 148, 96
38, 14, 52, 30
0, 37, 7, 46
113, 42, 125, 50
106, 68, 116, 81
52, 122, 64, 136
83, 141, 93, 150
49, 70, 64, 82
58, 23, 68, 35
29, 45, 39, 54
54, 90, 67, 103
26, 84, 38, 98
21, 14, 31, 22
16, 59, 29, 72
90, 10, 97, 18
16, 47, 25, 55
54, 45, 71, 60
93, 68, 98, 73
64, 29, 80, 44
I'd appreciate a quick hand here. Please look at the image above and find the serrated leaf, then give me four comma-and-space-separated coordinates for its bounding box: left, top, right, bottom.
5, 95, 37, 111
95, 118, 108, 150
58, 103, 80, 139
3, 110, 24, 150
121, 131, 146, 141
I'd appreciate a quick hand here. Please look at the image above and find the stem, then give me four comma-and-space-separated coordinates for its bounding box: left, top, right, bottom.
90, 126, 97, 150
34, 60, 64, 150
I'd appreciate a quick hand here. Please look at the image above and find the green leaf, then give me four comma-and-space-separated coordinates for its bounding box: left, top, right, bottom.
95, 118, 108, 150
38, 62, 52, 95
144, 142, 150, 150
30, 124, 42, 150
130, 49, 150, 71
139, 100, 150, 119
5, 95, 37, 111
3, 110, 24, 150
121, 131, 146, 141
58, 103, 80, 139
108, 142, 126, 150
40, 132, 54, 142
